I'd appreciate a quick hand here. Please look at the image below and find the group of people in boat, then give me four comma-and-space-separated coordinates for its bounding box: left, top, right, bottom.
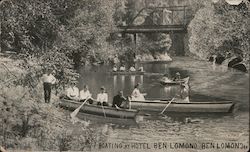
62, 82, 148, 108
161, 72, 190, 102
161, 72, 181, 83
112, 64, 144, 72
41, 67, 190, 107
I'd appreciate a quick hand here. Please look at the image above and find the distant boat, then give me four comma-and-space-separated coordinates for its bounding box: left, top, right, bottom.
159, 77, 189, 85
130, 99, 235, 113
136, 60, 172, 64
111, 71, 145, 75
60, 99, 139, 119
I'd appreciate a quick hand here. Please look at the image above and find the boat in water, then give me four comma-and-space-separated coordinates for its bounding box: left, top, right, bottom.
159, 77, 189, 85
130, 99, 235, 113
111, 71, 145, 75
60, 99, 139, 119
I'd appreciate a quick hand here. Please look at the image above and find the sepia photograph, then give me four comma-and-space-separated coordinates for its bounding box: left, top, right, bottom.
0, 0, 249, 151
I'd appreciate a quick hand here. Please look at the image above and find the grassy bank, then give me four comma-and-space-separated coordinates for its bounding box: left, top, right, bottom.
0, 55, 105, 151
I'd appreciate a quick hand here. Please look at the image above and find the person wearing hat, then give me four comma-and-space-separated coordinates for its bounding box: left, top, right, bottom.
97, 87, 108, 106
65, 81, 79, 100
79, 85, 93, 104
112, 90, 127, 108
179, 83, 190, 102
41, 67, 57, 103
173, 72, 181, 81
131, 83, 147, 101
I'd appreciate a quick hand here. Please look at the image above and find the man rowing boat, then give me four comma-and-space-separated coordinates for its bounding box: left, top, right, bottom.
79, 85, 93, 104
173, 72, 181, 81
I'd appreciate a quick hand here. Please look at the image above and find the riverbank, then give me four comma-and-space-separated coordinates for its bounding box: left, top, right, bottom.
0, 55, 102, 151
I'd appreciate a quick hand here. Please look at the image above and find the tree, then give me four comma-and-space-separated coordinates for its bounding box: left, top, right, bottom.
188, 0, 249, 66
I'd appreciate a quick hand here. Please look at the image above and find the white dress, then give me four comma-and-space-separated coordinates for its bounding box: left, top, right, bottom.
131, 88, 145, 101
66, 86, 79, 100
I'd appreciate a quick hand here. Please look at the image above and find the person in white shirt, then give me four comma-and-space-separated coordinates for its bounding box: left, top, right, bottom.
41, 68, 57, 103
113, 65, 118, 72
119, 64, 126, 71
65, 81, 79, 100
129, 65, 136, 72
79, 85, 93, 104
161, 74, 171, 83
131, 83, 147, 101
97, 87, 108, 106
138, 66, 144, 72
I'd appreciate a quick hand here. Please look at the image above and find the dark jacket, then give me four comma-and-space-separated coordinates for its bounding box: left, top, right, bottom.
112, 95, 126, 107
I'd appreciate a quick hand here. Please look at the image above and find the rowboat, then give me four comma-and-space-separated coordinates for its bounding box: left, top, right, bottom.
159, 77, 189, 85
159, 79, 185, 85
59, 99, 139, 119
130, 99, 235, 113
111, 71, 145, 75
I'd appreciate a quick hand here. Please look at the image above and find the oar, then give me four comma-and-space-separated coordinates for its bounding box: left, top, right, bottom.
70, 97, 90, 119
101, 103, 106, 118
160, 97, 175, 115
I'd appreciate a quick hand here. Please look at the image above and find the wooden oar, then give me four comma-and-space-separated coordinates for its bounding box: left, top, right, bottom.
101, 103, 106, 118
160, 97, 175, 114
70, 97, 90, 119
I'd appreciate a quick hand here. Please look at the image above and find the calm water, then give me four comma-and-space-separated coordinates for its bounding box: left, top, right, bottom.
76, 57, 249, 152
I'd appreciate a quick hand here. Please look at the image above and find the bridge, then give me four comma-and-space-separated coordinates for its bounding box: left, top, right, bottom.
117, 6, 190, 34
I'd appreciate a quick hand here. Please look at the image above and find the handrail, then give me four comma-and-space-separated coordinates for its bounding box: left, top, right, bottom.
128, 6, 189, 26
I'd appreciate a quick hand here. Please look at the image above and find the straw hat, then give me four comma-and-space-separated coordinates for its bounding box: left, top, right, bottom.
100, 86, 105, 90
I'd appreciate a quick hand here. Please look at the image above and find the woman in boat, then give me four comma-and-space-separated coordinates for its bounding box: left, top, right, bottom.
119, 64, 126, 71
112, 90, 127, 108
129, 65, 136, 72
173, 72, 181, 81
97, 86, 109, 106
131, 83, 147, 101
65, 81, 79, 100
112, 65, 118, 72
79, 85, 93, 104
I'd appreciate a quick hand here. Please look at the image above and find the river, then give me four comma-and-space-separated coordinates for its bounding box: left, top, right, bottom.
76, 56, 249, 152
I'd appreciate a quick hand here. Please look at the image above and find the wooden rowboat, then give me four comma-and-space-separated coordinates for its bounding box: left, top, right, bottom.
60, 99, 139, 119
130, 99, 235, 113
159, 79, 185, 85
111, 71, 145, 75
159, 77, 189, 85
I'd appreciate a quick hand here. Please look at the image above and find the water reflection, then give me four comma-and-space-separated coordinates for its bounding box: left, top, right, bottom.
74, 57, 249, 148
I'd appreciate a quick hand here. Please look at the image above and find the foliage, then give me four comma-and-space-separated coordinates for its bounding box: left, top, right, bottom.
1, 0, 60, 53
59, 0, 117, 65
0, 57, 106, 151
188, 0, 250, 64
